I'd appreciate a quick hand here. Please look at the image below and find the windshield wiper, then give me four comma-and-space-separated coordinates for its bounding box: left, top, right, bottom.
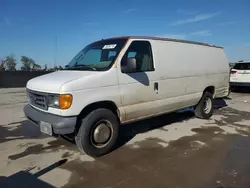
71, 64, 96, 71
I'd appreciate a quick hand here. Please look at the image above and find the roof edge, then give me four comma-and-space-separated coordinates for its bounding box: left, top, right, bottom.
100, 36, 223, 49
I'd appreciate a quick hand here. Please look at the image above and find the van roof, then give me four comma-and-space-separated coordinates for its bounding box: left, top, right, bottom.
99, 36, 223, 49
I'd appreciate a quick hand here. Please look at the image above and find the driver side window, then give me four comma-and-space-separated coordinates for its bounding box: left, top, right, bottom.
121, 41, 154, 73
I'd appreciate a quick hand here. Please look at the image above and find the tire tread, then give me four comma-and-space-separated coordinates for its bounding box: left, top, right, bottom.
194, 91, 213, 119
75, 108, 119, 157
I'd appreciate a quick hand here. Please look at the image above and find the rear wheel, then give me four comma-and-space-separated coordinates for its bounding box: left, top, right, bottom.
75, 108, 119, 157
194, 91, 214, 119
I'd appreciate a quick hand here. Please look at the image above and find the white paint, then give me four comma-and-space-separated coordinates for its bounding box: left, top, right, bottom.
26, 37, 230, 122
27, 71, 100, 93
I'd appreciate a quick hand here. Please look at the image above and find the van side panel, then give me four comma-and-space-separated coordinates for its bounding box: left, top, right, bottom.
115, 39, 229, 123
152, 40, 229, 84
151, 39, 229, 114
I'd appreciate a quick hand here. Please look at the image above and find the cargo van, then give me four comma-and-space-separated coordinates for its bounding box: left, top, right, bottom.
24, 36, 230, 157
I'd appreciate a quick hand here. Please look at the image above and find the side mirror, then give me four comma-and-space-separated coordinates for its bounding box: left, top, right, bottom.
121, 57, 137, 73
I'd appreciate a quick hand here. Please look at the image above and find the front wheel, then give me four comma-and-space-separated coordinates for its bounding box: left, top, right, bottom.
194, 91, 214, 119
75, 108, 119, 157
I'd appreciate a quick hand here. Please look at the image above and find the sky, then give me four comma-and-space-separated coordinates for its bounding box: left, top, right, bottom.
0, 0, 250, 68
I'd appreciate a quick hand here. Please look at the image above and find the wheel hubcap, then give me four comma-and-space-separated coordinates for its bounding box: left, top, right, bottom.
204, 97, 212, 114
92, 120, 112, 148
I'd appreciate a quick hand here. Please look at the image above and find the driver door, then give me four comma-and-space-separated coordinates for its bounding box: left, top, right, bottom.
117, 40, 159, 122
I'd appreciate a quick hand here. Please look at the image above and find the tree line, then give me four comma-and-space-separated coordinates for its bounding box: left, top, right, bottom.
0, 55, 64, 71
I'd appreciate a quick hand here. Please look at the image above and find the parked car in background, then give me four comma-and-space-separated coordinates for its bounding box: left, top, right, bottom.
23, 36, 230, 157
230, 61, 250, 89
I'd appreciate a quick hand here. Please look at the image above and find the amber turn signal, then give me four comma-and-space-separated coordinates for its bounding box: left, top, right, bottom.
59, 94, 73, 109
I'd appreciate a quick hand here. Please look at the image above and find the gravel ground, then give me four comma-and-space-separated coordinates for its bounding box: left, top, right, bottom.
0, 88, 250, 188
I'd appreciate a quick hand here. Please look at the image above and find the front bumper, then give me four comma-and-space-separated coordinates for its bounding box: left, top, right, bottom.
230, 82, 250, 87
23, 104, 77, 135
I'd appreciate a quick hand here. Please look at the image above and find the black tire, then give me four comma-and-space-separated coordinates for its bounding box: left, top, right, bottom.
194, 91, 214, 119
75, 108, 119, 157
226, 87, 231, 97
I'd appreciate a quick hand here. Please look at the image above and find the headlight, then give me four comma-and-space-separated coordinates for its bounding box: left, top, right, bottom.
47, 94, 73, 109
47, 94, 60, 108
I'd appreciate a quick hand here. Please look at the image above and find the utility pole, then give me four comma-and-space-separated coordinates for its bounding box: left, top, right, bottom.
54, 35, 58, 69
54, 0, 58, 69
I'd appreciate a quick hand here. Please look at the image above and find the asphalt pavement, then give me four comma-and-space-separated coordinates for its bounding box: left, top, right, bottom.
1, 88, 250, 188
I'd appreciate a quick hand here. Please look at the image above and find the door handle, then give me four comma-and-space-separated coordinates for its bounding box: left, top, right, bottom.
154, 82, 158, 92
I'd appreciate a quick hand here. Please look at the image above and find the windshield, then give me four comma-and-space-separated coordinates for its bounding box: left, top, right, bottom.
66, 38, 127, 71
233, 63, 250, 70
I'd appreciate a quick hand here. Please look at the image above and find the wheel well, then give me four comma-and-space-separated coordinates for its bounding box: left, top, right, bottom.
204, 86, 215, 95
78, 101, 119, 119
74, 101, 119, 135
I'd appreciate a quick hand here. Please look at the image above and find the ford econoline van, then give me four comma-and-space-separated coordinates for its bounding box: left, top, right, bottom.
24, 36, 230, 157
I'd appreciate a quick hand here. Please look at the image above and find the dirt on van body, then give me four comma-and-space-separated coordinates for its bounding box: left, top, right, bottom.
1, 88, 250, 188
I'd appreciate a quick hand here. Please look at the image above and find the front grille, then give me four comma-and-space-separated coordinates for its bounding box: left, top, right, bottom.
28, 90, 48, 110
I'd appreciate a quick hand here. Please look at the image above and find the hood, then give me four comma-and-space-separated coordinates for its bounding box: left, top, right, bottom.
26, 70, 99, 93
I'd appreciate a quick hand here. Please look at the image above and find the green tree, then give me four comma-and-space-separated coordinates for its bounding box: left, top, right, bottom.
0, 60, 5, 71
20, 56, 32, 71
32, 62, 41, 71
53, 65, 58, 71
43, 64, 48, 71
4, 56, 16, 71
21, 56, 41, 71
53, 65, 64, 71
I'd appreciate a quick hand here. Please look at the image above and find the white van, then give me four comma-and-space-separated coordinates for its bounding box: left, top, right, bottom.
24, 36, 230, 157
